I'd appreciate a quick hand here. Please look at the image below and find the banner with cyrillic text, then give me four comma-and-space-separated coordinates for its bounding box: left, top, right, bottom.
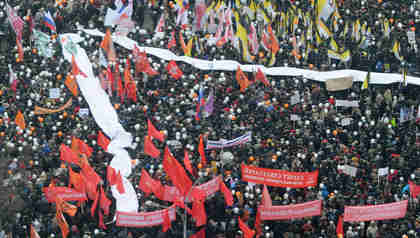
241, 164, 318, 188
259, 200, 322, 220
162, 176, 221, 202
116, 205, 176, 227
343, 200, 408, 222
43, 187, 87, 203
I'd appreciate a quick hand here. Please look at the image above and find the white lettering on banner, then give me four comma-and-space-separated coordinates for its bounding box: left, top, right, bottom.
117, 207, 176, 227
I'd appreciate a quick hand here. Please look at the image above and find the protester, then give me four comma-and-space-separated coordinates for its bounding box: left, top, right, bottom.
0, 0, 420, 238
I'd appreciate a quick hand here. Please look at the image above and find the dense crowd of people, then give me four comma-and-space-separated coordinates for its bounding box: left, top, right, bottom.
1, 0, 420, 237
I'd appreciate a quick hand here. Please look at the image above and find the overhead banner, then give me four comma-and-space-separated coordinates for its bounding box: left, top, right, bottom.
116, 205, 176, 228
206, 132, 252, 149
241, 164, 318, 188
343, 200, 408, 222
43, 186, 87, 203
259, 200, 322, 220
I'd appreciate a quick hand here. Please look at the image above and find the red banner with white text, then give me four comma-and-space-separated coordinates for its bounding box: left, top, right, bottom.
344, 200, 408, 222
241, 164, 318, 188
116, 205, 176, 227
258, 200, 322, 220
43, 187, 87, 203
162, 176, 222, 202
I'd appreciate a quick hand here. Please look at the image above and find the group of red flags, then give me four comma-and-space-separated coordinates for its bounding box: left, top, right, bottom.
236, 66, 270, 93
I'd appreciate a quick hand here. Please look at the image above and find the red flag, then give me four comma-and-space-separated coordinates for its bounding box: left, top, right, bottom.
60, 144, 80, 165
184, 149, 193, 175
115, 63, 124, 102
144, 136, 161, 158
166, 61, 183, 79
219, 180, 233, 206
127, 81, 137, 102
192, 199, 207, 227
409, 180, 420, 198
148, 119, 165, 142
261, 185, 272, 207
163, 146, 193, 195
162, 209, 171, 232
167, 30, 176, 49
238, 217, 255, 238
98, 210, 107, 230
91, 188, 99, 217
15, 110, 26, 130
256, 68, 270, 87
80, 162, 100, 201
133, 47, 158, 76
123, 57, 131, 88
100, 28, 116, 62
198, 135, 207, 166
267, 25, 279, 55
30, 225, 40, 238
68, 166, 85, 193
116, 170, 126, 194
190, 228, 205, 238
99, 187, 111, 216
78, 139, 93, 158
138, 169, 155, 196
97, 131, 110, 152
254, 210, 262, 237
336, 215, 344, 238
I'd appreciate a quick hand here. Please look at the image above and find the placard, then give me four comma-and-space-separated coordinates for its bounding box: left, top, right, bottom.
78, 108, 89, 118
290, 114, 301, 121
341, 118, 352, 126
49, 88, 60, 99
335, 100, 359, 107
290, 93, 300, 106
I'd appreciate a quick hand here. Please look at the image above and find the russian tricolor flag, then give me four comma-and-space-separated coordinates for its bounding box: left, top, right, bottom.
43, 11, 56, 32
195, 87, 205, 121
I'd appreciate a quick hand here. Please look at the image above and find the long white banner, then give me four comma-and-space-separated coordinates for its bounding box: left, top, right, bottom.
59, 33, 138, 213
82, 28, 420, 86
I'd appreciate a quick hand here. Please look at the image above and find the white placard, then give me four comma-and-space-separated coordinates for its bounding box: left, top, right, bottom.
378, 167, 389, 176
335, 100, 359, 107
290, 114, 301, 121
208, 24, 217, 33
407, 31, 415, 44
341, 118, 352, 126
49, 88, 60, 99
290, 93, 300, 106
342, 165, 357, 177
78, 108, 89, 118
166, 140, 182, 149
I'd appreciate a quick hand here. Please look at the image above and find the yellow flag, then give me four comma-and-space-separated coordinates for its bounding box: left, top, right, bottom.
362, 71, 370, 90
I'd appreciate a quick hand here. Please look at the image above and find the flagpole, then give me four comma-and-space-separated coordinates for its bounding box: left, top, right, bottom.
183, 179, 202, 238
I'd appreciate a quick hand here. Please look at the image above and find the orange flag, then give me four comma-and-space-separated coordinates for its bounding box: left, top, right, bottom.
198, 135, 207, 166
55, 210, 69, 238
57, 196, 78, 217
30, 225, 40, 238
65, 74, 79, 96
68, 165, 85, 193
15, 110, 25, 130
97, 131, 110, 151
268, 25, 279, 55
100, 28, 116, 62
336, 215, 344, 238
238, 217, 255, 238
71, 136, 80, 153
236, 66, 250, 93
16, 38, 23, 62
255, 68, 270, 87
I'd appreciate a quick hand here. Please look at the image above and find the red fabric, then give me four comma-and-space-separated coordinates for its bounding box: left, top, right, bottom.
409, 180, 420, 198
127, 81, 137, 102
162, 209, 171, 232
98, 209, 107, 230
163, 146, 193, 196
259, 200, 322, 221
68, 166, 86, 193
60, 144, 80, 165
190, 228, 205, 238
115, 63, 124, 102
254, 211, 262, 237
77, 138, 93, 158
116, 171, 126, 194
99, 187, 111, 216
198, 135, 207, 166
107, 166, 117, 186
192, 200, 207, 227
30, 224, 40, 238
167, 30, 176, 49
148, 119, 165, 142
107, 66, 114, 92
97, 131, 110, 152
184, 149, 194, 175
166, 60, 183, 79
138, 168, 157, 196
336, 215, 343, 238
91, 187, 99, 217
261, 185, 272, 207
219, 180, 233, 206
144, 136, 161, 158
343, 200, 408, 222
123, 57, 132, 89
80, 163, 100, 200
133, 46, 158, 76
238, 217, 255, 238
256, 68, 270, 87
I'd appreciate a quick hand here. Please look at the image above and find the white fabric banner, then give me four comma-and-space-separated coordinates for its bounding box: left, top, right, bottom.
81, 29, 420, 86
60, 34, 138, 213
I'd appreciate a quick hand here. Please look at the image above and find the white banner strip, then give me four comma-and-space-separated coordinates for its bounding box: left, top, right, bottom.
60, 33, 138, 213
82, 28, 420, 86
